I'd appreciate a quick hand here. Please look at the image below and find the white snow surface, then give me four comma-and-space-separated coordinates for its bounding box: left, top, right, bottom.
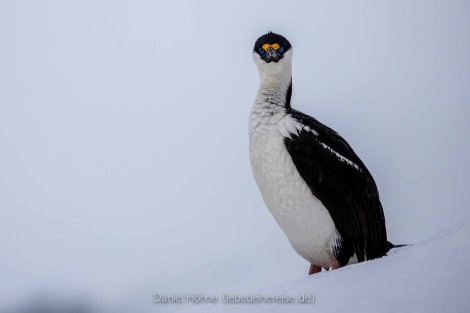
174, 220, 470, 313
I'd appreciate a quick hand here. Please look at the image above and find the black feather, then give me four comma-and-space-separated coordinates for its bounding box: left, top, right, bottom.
284, 109, 389, 265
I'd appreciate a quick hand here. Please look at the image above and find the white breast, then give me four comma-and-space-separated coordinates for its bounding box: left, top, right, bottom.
249, 109, 340, 269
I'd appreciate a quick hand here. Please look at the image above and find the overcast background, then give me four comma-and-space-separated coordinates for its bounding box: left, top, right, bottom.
1, 0, 469, 312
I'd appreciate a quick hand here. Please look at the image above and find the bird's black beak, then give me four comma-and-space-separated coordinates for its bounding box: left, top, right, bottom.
262, 47, 282, 63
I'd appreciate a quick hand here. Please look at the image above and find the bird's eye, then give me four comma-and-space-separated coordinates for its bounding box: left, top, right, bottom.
279, 46, 284, 53
259, 48, 265, 55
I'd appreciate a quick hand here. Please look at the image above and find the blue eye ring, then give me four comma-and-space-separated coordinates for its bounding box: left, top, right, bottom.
278, 46, 284, 53
259, 48, 265, 55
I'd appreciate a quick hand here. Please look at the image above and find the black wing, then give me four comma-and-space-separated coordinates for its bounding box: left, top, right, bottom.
284, 108, 388, 265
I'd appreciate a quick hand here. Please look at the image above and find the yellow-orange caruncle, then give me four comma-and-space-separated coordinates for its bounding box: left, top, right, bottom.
261, 43, 280, 51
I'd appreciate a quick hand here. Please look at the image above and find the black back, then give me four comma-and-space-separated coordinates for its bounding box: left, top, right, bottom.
284, 108, 389, 265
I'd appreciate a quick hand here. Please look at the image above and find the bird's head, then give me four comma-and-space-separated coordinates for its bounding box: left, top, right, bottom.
253, 32, 292, 76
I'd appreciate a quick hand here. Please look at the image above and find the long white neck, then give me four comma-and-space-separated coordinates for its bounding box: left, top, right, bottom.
250, 51, 294, 137
253, 50, 293, 109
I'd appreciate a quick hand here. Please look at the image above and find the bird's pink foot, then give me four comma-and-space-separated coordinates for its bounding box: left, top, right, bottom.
330, 256, 341, 270
308, 264, 322, 275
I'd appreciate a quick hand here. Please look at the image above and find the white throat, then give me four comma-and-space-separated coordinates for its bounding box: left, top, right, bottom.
252, 50, 293, 108
250, 49, 299, 140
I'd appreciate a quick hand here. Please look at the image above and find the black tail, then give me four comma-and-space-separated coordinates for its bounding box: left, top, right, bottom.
387, 241, 408, 251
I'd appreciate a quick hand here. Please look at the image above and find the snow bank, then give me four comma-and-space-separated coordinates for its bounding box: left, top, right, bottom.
176, 220, 470, 313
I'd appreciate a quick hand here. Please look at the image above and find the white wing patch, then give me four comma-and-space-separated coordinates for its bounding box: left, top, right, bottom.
279, 116, 303, 138
279, 117, 321, 139
302, 125, 319, 136
319, 142, 362, 172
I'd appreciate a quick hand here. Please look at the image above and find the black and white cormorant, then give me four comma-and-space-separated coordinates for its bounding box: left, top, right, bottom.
249, 32, 398, 275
